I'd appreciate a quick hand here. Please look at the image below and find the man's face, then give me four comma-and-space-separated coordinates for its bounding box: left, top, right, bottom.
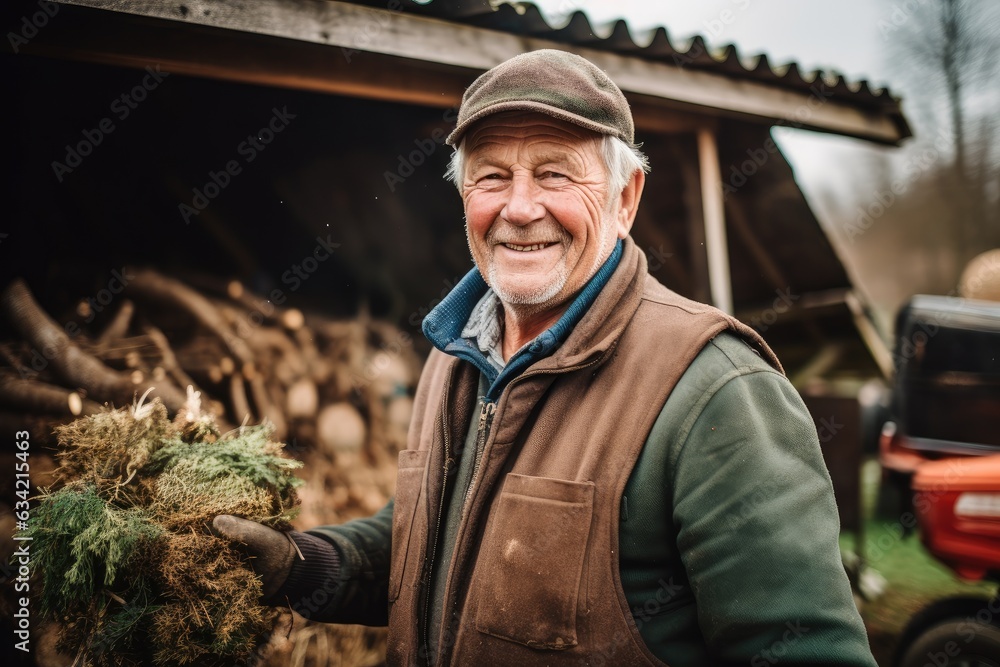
461, 113, 633, 312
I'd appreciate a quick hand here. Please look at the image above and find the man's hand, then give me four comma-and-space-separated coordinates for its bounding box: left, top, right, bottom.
212, 515, 297, 601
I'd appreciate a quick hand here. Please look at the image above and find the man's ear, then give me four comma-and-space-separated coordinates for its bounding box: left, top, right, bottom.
616, 169, 646, 238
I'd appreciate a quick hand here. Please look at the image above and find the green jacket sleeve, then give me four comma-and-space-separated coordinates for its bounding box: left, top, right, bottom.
666, 334, 876, 666
303, 498, 394, 625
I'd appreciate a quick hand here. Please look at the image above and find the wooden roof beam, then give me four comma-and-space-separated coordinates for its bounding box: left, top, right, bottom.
50, 0, 908, 144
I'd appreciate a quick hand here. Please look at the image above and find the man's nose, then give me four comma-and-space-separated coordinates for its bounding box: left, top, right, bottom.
501, 174, 545, 226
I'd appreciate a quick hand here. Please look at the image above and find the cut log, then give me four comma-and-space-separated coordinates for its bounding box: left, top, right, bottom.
246, 327, 308, 377
229, 374, 254, 425
281, 308, 305, 331
293, 325, 330, 384
0, 377, 101, 416
142, 324, 202, 396
0, 279, 187, 413
124, 268, 282, 426
96, 299, 135, 346
123, 268, 256, 365
317, 402, 367, 454
286, 378, 319, 419
249, 374, 287, 439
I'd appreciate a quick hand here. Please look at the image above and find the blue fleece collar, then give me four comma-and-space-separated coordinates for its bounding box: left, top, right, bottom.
422, 240, 623, 401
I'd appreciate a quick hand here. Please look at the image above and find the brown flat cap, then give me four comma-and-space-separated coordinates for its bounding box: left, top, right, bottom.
446, 49, 634, 146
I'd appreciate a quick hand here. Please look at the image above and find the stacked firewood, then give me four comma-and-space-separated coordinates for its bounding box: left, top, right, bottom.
0, 269, 421, 667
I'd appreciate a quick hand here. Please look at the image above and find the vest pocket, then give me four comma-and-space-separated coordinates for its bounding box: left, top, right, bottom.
388, 449, 429, 603
473, 473, 595, 650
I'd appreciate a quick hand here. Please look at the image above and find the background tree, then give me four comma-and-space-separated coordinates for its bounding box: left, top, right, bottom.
883, 0, 1000, 263
816, 0, 1000, 331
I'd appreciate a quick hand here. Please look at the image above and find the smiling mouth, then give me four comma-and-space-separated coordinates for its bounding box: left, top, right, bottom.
501, 242, 557, 252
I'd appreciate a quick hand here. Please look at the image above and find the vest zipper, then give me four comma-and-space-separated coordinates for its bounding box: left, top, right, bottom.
422, 401, 455, 666
426, 398, 494, 667
464, 399, 496, 504
458, 358, 603, 520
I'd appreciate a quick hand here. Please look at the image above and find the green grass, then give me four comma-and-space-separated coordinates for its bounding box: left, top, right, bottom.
846, 459, 996, 665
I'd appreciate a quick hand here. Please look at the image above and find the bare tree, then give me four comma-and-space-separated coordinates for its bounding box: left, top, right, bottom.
882, 0, 1000, 262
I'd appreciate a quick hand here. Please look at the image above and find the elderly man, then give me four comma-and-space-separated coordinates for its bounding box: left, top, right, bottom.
214, 50, 877, 666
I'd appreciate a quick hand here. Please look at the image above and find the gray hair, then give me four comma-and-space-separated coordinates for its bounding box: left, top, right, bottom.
445, 134, 650, 202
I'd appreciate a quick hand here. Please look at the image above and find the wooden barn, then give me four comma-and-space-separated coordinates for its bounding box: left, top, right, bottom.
0, 1, 910, 664
4, 0, 910, 376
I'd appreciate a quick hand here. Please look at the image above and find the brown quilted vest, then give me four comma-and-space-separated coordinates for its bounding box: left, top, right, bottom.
387, 238, 780, 666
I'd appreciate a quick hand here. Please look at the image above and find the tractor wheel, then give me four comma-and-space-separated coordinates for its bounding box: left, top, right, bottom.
898, 619, 1000, 667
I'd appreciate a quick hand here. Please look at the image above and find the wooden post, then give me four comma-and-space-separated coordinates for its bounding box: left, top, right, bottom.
673, 137, 711, 304
697, 128, 733, 314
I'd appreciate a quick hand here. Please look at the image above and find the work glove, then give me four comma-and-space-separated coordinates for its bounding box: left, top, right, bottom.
212, 515, 341, 607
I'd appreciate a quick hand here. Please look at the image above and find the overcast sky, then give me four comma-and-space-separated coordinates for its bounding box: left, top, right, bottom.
533, 0, 893, 83
531, 0, 913, 216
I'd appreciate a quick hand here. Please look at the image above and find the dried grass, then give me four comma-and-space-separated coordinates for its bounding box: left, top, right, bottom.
150, 532, 277, 665
50, 397, 171, 494
25, 390, 299, 666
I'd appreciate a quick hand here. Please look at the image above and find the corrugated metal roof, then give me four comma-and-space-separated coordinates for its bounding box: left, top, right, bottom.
45, 0, 909, 141
344, 0, 902, 112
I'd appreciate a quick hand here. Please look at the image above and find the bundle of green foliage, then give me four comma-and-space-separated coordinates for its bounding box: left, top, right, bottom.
25, 388, 302, 666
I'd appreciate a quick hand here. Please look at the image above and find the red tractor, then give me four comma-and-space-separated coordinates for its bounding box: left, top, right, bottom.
879, 295, 1000, 666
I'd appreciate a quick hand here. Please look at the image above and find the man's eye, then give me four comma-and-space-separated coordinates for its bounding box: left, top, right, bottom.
479, 173, 503, 181
540, 171, 567, 180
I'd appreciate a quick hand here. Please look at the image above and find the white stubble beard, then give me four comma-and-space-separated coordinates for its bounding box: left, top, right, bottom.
478, 205, 619, 309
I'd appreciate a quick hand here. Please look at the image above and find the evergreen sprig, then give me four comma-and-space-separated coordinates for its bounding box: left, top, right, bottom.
28, 484, 161, 617
21, 392, 300, 666
146, 426, 303, 502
